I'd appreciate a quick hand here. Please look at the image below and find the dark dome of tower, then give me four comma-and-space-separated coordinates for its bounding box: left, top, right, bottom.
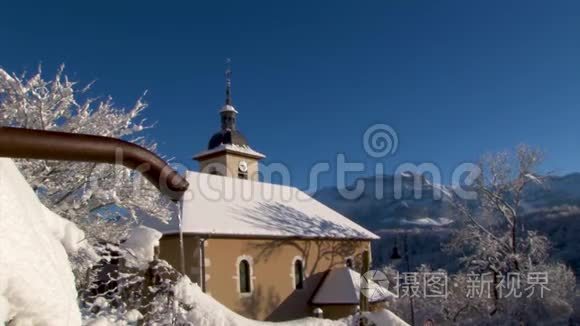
208, 129, 248, 150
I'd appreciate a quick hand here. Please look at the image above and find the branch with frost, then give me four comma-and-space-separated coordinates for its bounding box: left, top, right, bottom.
0, 65, 174, 245
446, 146, 550, 274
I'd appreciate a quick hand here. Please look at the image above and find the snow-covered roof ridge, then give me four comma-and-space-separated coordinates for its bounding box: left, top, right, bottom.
156, 171, 378, 240
193, 143, 266, 160
219, 104, 238, 113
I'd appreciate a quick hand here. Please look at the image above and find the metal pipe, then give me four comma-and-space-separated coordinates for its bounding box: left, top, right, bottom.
359, 249, 370, 312
177, 199, 186, 275
200, 238, 207, 292
0, 127, 189, 201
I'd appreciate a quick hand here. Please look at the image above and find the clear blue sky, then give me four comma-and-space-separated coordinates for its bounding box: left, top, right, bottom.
1, 0, 579, 189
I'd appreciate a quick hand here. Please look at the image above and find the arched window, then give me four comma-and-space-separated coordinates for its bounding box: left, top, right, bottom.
239, 259, 251, 293
294, 259, 304, 289
345, 258, 354, 269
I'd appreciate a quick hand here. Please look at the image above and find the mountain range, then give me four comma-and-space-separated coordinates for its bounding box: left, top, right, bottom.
314, 173, 580, 274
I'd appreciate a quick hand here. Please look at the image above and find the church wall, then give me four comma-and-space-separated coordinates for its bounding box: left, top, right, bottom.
158, 234, 202, 285
197, 152, 260, 181
224, 152, 259, 181
202, 237, 371, 321
197, 155, 228, 176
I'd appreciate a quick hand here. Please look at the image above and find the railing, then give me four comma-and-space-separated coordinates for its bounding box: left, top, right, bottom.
0, 127, 189, 201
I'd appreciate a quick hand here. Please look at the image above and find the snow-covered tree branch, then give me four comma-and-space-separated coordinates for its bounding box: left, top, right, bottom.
440, 145, 576, 323
0, 65, 175, 245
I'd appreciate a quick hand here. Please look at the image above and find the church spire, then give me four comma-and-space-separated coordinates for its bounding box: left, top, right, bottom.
225, 58, 232, 105
220, 58, 238, 130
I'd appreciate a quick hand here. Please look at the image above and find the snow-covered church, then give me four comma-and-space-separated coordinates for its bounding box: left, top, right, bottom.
156, 68, 385, 321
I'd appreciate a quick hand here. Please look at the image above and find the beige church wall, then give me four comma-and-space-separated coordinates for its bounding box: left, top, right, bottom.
203, 237, 371, 321
158, 234, 202, 285
224, 152, 260, 181
196, 151, 260, 181
197, 155, 228, 176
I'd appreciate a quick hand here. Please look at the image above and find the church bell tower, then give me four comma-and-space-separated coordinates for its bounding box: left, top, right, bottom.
193, 60, 265, 180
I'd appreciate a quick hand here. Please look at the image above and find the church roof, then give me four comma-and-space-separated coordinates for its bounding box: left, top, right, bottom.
193, 143, 265, 160
207, 129, 248, 150
311, 267, 396, 305
219, 104, 238, 113
156, 171, 378, 240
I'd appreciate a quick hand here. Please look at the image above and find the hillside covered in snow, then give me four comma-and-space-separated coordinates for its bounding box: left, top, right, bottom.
314, 173, 580, 273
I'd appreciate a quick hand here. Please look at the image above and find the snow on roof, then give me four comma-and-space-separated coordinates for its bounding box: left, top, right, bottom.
219, 104, 239, 113
311, 267, 395, 305
165, 171, 378, 240
193, 143, 266, 160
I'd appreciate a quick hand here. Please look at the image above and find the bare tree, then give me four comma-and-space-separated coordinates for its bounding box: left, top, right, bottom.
443, 145, 575, 323
0, 66, 176, 290
446, 145, 545, 272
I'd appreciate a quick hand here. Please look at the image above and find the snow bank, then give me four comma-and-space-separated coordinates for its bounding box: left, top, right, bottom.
124, 309, 143, 323
364, 310, 409, 326
174, 276, 347, 326
173, 276, 408, 326
121, 225, 162, 269
0, 158, 84, 325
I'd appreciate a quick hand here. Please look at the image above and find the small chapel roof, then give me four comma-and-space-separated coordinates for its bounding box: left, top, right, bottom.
158, 171, 378, 240
311, 267, 396, 305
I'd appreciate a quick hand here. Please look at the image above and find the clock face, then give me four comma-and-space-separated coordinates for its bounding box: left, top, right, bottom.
238, 161, 248, 173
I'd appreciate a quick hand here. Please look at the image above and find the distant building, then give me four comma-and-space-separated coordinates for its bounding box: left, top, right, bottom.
158, 66, 383, 321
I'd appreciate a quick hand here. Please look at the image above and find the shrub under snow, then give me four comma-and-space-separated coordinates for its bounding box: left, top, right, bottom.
121, 226, 162, 269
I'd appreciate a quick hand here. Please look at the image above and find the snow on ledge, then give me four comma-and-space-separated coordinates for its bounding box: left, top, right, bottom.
121, 226, 162, 269
193, 143, 266, 160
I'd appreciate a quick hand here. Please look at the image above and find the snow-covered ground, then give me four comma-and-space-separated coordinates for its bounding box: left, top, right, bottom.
400, 217, 453, 227
120, 226, 162, 269
173, 276, 407, 326
0, 158, 90, 325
